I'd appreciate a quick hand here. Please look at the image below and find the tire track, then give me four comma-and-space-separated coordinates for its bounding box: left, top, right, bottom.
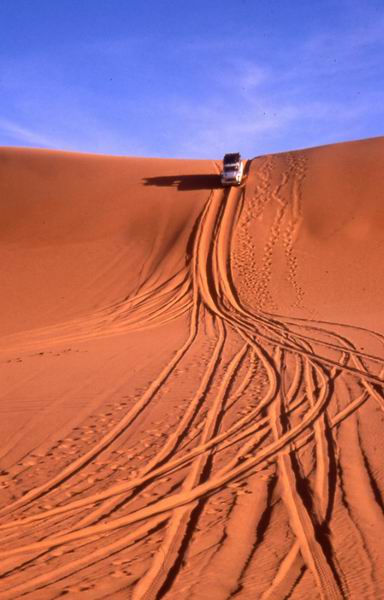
76, 315, 226, 528
270, 354, 343, 600
132, 338, 247, 600
1, 153, 384, 599
0, 296, 201, 519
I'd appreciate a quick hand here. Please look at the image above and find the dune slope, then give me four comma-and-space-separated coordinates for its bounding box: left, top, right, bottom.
0, 139, 384, 599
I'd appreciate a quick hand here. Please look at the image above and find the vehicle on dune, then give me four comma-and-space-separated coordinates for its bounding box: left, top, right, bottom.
220, 152, 244, 187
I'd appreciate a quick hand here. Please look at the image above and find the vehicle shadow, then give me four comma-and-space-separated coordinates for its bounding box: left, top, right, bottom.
143, 174, 222, 191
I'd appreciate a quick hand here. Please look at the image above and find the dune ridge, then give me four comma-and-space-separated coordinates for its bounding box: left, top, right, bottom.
0, 138, 384, 599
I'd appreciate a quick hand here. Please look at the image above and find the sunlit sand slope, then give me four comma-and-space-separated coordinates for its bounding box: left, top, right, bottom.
0, 139, 383, 599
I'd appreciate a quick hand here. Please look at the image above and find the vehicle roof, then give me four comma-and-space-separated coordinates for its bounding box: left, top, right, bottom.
223, 153, 241, 163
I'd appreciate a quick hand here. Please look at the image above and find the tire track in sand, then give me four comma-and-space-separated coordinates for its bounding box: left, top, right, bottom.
1, 155, 384, 599
270, 349, 343, 600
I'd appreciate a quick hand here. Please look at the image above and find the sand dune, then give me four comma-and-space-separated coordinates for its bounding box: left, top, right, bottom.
0, 138, 383, 599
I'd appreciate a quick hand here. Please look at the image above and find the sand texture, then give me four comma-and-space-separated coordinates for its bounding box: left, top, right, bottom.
0, 138, 384, 599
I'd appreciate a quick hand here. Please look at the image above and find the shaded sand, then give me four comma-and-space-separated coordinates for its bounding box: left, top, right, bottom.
0, 138, 383, 599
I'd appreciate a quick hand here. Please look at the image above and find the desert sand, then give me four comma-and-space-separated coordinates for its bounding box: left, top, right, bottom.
0, 138, 383, 599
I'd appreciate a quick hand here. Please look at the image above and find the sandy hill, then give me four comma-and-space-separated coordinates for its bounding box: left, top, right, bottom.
0, 138, 383, 599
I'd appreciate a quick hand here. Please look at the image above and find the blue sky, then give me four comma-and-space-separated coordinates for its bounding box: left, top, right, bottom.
0, 0, 383, 158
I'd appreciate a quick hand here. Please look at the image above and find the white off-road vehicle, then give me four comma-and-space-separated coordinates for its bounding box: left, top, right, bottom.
220, 153, 244, 187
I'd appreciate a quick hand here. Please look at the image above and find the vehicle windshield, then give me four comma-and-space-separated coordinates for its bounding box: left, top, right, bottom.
224, 165, 238, 172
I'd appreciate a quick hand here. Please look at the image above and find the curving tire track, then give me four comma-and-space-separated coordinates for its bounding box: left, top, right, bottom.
1, 155, 383, 599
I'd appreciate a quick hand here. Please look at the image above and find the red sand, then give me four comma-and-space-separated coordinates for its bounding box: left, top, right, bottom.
0, 138, 383, 599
